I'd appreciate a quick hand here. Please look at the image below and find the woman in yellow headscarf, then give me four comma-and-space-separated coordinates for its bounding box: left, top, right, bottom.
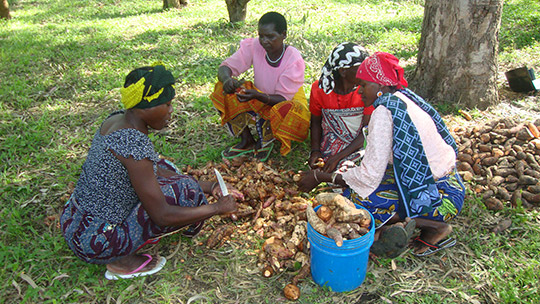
60, 63, 242, 280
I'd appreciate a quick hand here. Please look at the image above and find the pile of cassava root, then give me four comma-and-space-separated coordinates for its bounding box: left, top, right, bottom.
307, 193, 372, 247
453, 117, 540, 210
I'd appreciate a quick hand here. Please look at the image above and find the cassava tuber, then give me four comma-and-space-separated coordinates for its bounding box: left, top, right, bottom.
307, 204, 326, 235
316, 205, 333, 222
283, 284, 300, 301
206, 224, 234, 249
326, 227, 343, 247
262, 265, 274, 278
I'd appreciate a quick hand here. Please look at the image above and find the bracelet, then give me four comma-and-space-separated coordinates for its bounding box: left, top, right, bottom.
331, 172, 338, 184
310, 149, 321, 154
313, 170, 320, 183
224, 78, 233, 85
211, 182, 218, 191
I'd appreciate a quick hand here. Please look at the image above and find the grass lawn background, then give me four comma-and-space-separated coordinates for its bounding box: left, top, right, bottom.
1, 0, 539, 302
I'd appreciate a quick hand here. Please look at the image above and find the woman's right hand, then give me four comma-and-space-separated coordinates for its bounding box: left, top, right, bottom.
223, 77, 241, 94
297, 170, 320, 193
215, 195, 238, 215
308, 151, 323, 169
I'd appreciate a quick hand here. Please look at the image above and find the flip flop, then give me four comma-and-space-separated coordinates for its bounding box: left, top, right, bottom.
254, 142, 274, 162
104, 254, 167, 280
412, 236, 456, 257
370, 225, 409, 258
221, 146, 254, 159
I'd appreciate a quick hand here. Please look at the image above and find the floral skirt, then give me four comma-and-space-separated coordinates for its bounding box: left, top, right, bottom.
60, 160, 207, 264
343, 166, 465, 229
320, 107, 365, 166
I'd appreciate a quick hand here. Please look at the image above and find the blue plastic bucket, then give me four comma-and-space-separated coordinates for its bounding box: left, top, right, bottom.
307, 204, 375, 292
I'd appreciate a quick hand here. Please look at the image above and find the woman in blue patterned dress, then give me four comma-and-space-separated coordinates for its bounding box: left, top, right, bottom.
61, 63, 240, 280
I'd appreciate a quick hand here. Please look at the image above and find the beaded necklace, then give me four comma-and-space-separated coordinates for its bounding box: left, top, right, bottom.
266, 45, 285, 64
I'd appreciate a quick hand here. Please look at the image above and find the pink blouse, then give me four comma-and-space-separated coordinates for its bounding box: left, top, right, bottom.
220, 38, 305, 101
342, 91, 456, 198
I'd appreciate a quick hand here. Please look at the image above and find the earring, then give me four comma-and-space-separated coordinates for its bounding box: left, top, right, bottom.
377, 91, 383, 97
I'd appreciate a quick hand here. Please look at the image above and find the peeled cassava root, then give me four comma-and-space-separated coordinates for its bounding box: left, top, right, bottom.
453, 117, 540, 210
307, 193, 371, 247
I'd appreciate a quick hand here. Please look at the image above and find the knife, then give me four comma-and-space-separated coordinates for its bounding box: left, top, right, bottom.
214, 168, 229, 196
214, 168, 237, 220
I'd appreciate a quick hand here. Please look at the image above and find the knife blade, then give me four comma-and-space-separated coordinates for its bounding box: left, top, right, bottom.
214, 168, 229, 196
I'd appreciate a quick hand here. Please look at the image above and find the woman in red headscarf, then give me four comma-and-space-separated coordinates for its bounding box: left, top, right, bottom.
298, 52, 465, 258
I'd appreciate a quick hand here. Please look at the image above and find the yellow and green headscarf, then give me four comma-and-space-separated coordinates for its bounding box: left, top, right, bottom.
120, 62, 176, 109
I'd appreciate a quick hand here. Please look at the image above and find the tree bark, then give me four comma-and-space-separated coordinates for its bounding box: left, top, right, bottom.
225, 0, 250, 23
163, 0, 187, 10
410, 0, 503, 109
1, 0, 11, 20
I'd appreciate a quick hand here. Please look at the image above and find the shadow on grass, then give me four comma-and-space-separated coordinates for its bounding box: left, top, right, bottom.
329, 0, 423, 4
13, 0, 163, 23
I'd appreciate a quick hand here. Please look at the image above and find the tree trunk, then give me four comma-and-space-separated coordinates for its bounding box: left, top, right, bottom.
225, 0, 250, 23
163, 0, 187, 10
1, 0, 11, 20
410, 0, 503, 109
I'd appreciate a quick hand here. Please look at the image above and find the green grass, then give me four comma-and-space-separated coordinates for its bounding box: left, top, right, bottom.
1, 0, 540, 302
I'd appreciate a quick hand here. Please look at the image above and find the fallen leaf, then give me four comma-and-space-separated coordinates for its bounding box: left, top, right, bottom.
20, 273, 39, 289
491, 219, 512, 234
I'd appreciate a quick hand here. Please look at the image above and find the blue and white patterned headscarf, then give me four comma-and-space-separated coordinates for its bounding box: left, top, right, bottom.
318, 42, 369, 94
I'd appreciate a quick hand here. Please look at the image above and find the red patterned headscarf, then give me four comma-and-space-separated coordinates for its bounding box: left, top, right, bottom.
356, 52, 408, 89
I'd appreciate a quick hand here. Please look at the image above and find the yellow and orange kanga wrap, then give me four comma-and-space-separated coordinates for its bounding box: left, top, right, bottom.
210, 81, 310, 155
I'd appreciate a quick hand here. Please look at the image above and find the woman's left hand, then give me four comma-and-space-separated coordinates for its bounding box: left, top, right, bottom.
297, 170, 319, 193
236, 89, 260, 103
323, 155, 342, 173
212, 183, 244, 201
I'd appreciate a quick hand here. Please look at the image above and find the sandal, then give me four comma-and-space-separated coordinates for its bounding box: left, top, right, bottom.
412, 236, 456, 257
221, 146, 255, 159
104, 254, 167, 280
254, 142, 274, 162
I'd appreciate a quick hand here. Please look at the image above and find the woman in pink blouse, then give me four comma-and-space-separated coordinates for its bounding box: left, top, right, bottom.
298, 52, 465, 258
210, 12, 309, 161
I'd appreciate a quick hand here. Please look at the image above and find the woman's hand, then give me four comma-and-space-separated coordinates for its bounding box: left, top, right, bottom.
323, 154, 343, 173
212, 183, 244, 201
215, 195, 238, 215
297, 170, 320, 193
236, 89, 260, 103
223, 77, 242, 94
308, 151, 323, 169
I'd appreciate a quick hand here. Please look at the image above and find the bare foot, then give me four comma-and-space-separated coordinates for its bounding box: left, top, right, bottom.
412, 220, 452, 255
106, 254, 159, 274
234, 128, 256, 150
223, 129, 257, 158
